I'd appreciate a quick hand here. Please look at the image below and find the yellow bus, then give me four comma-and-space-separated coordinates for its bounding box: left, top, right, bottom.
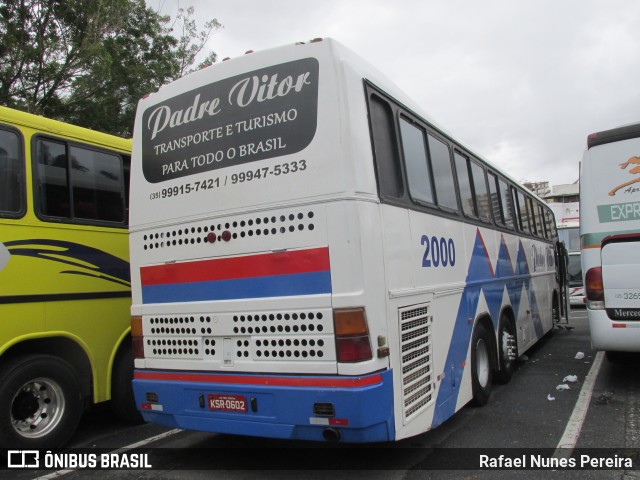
0, 106, 139, 448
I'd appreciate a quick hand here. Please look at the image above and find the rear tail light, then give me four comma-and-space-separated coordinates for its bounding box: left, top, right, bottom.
333, 308, 372, 363
131, 315, 145, 358
584, 267, 604, 310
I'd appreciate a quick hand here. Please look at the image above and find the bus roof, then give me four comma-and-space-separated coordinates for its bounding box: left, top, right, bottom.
587, 121, 640, 149
0, 105, 132, 152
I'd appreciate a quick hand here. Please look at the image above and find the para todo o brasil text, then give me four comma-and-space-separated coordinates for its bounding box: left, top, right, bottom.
149, 159, 307, 201
479, 454, 633, 469
160, 135, 288, 177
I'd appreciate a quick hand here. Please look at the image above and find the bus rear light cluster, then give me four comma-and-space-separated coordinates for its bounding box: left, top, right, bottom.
584, 267, 604, 310
131, 315, 145, 359
333, 308, 372, 363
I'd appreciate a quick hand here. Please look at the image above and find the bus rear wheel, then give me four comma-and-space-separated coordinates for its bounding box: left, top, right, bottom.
471, 322, 493, 406
0, 355, 83, 448
494, 316, 517, 384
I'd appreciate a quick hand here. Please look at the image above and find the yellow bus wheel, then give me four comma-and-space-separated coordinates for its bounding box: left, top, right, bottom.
0, 355, 83, 448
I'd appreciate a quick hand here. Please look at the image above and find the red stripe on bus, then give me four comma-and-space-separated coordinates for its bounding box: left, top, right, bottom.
140, 247, 330, 286
134, 371, 383, 388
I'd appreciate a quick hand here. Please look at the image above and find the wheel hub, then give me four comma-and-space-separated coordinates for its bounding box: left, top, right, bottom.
10, 378, 64, 438
11, 389, 41, 421
502, 331, 517, 362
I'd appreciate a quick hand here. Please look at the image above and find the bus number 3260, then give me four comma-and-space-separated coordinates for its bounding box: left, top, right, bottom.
421, 235, 456, 268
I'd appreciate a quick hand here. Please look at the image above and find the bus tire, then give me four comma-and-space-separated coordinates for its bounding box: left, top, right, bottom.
110, 342, 144, 424
0, 354, 83, 449
494, 315, 517, 384
471, 322, 493, 406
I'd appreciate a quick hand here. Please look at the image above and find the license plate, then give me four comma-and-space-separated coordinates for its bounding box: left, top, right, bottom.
208, 394, 248, 412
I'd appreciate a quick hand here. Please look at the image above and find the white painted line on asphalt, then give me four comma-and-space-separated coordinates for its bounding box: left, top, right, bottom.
554, 350, 605, 457
34, 428, 182, 479
112, 427, 183, 450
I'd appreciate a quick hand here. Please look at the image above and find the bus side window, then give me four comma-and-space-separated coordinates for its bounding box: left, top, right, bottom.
498, 178, 515, 229
526, 197, 537, 236
516, 189, 530, 234
369, 94, 404, 200
470, 161, 491, 221
36, 139, 71, 218
512, 187, 523, 231
35, 137, 126, 225
488, 172, 503, 225
70, 146, 125, 222
427, 133, 458, 211
399, 117, 434, 205
545, 210, 557, 241
123, 156, 131, 224
454, 152, 476, 217
536, 204, 546, 238
0, 128, 23, 216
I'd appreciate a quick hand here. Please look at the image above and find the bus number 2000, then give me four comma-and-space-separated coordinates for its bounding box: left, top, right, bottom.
421, 235, 456, 268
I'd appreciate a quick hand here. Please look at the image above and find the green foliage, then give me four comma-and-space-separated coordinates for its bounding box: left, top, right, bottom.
0, 0, 221, 136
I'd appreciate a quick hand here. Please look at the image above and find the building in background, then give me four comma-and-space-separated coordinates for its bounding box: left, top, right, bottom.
545, 182, 580, 234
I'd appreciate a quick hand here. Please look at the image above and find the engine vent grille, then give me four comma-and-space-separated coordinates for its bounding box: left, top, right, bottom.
399, 304, 434, 423
142, 309, 335, 364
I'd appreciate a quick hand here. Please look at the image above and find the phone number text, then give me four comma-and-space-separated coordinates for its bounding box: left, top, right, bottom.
150, 160, 307, 200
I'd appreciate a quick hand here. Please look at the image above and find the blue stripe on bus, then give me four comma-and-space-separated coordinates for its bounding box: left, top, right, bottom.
432, 230, 543, 427
141, 271, 332, 304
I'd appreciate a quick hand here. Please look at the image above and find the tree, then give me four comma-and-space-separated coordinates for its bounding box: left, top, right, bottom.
0, 0, 221, 136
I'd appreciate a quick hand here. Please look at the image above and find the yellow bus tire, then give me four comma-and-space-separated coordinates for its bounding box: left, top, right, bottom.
0, 354, 83, 448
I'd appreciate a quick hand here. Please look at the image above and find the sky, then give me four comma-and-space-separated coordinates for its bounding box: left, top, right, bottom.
150, 0, 640, 187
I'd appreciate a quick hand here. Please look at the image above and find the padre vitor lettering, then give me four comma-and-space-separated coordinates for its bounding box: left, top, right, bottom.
147, 94, 222, 140
229, 72, 312, 108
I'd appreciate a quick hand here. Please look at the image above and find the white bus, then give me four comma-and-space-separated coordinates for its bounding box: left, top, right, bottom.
580, 122, 640, 354
129, 38, 562, 442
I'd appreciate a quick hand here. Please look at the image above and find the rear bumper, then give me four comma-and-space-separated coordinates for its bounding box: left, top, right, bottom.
133, 369, 395, 443
587, 309, 640, 352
